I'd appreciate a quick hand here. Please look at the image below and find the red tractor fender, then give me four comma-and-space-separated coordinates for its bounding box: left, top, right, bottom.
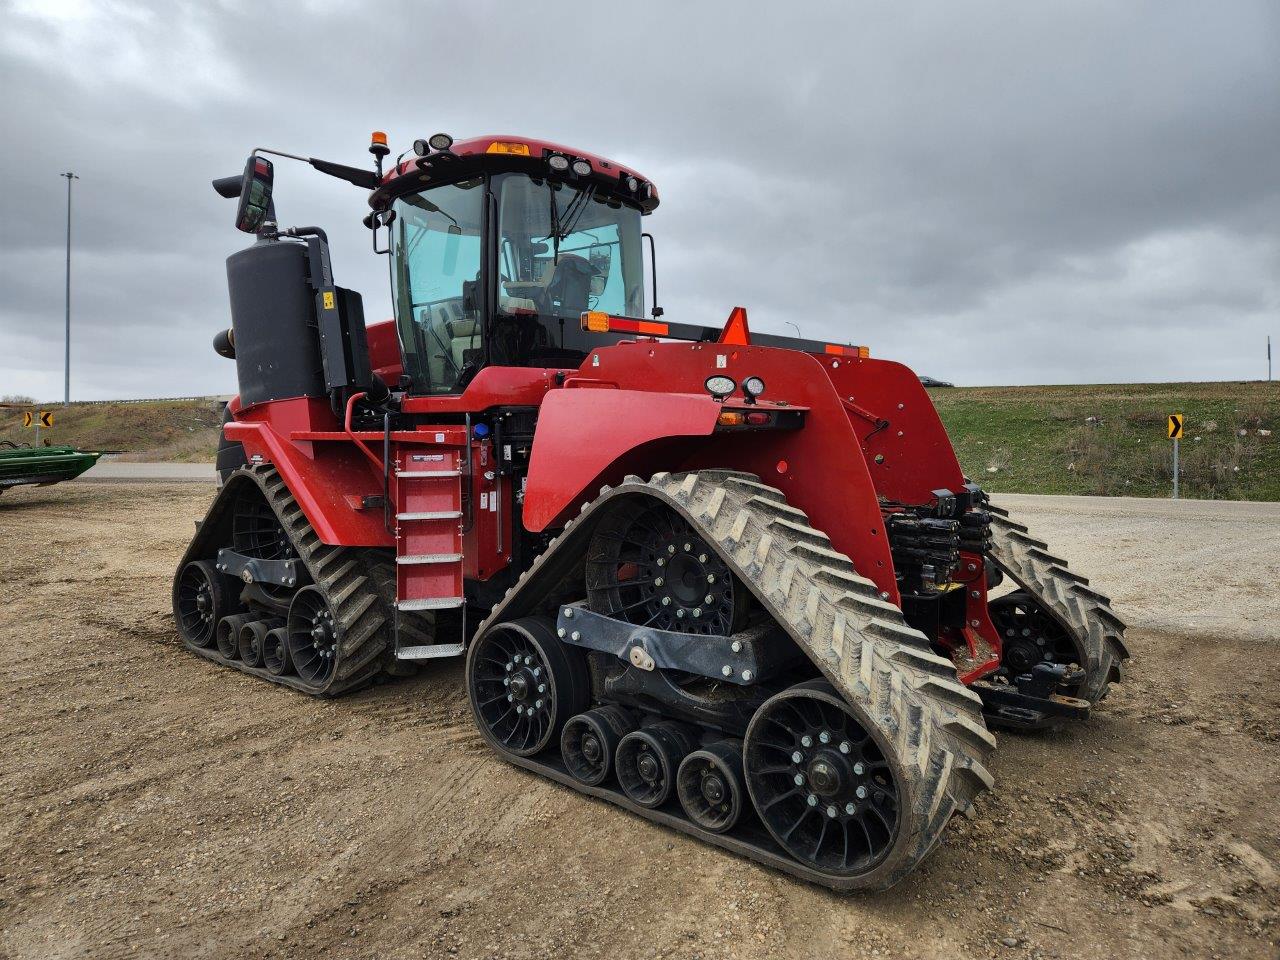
223, 397, 392, 547
522, 341, 902, 602
523, 389, 722, 531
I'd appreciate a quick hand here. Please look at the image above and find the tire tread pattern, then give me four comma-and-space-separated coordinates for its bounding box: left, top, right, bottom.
174, 465, 405, 696
986, 501, 1129, 704
473, 471, 997, 891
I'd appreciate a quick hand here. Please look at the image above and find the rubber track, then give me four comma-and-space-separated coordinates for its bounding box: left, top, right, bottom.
986, 502, 1128, 704
176, 465, 396, 696
474, 471, 997, 891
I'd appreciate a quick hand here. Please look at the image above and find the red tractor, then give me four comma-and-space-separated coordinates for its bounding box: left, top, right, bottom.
174, 131, 1126, 891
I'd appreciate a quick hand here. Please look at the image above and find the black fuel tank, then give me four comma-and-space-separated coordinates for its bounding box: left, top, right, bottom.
226, 239, 325, 406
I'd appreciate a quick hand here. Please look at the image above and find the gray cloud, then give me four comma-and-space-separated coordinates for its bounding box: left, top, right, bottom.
2, 0, 1277, 400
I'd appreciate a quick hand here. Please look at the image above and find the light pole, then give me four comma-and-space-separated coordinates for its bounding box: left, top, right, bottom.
785, 321, 801, 338
61, 171, 78, 407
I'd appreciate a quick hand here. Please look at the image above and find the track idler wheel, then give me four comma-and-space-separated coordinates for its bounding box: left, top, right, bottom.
467, 618, 590, 758
262, 627, 292, 676
216, 613, 254, 660
287, 586, 340, 685
616, 722, 698, 809
744, 680, 901, 879
990, 589, 1081, 679
561, 706, 637, 786
677, 741, 746, 833
175, 560, 229, 649
238, 618, 283, 668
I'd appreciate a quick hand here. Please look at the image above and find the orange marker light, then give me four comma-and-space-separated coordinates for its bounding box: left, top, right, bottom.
717, 411, 745, 426
582, 311, 610, 332
487, 141, 531, 156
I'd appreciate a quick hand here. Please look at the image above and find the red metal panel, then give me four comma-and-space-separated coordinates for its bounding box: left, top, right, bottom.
224, 418, 392, 547
523, 388, 721, 532
463, 440, 512, 581
365, 318, 404, 386
523, 342, 900, 602
819, 356, 967, 504
400, 366, 575, 415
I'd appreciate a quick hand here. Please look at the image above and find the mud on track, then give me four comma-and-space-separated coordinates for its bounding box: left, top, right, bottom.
1, 483, 1276, 959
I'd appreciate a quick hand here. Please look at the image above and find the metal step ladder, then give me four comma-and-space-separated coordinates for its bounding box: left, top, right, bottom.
393, 447, 466, 660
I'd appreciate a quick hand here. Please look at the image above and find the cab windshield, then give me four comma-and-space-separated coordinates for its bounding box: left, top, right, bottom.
389, 173, 645, 394
492, 172, 645, 367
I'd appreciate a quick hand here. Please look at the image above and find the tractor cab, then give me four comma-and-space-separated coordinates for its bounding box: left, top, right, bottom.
373, 136, 659, 396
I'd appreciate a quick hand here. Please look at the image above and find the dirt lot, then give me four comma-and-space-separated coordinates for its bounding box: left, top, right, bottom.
1, 483, 1277, 960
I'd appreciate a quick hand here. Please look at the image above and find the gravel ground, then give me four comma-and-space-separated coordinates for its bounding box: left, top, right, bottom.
0, 482, 1276, 960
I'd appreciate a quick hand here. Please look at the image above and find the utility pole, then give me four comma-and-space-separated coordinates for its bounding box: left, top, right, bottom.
1268, 335, 1272, 382
62, 172, 78, 407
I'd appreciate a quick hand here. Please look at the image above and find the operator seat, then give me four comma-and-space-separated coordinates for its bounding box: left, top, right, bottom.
446, 318, 479, 374
541, 254, 596, 317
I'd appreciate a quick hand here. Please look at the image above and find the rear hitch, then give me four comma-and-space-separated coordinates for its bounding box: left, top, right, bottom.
973, 662, 1091, 731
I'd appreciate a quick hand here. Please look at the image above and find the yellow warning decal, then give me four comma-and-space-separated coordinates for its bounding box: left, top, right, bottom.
322, 291, 336, 310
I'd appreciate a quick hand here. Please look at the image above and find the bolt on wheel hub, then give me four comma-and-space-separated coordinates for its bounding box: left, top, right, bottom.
700, 772, 727, 805
806, 755, 847, 799
745, 683, 901, 875
586, 502, 745, 637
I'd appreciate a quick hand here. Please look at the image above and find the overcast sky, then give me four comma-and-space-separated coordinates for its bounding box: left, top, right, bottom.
2, 0, 1277, 400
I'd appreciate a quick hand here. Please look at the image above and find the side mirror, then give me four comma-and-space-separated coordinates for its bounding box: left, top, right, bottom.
234, 155, 274, 233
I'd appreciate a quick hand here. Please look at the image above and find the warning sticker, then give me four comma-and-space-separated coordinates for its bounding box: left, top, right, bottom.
322, 291, 336, 310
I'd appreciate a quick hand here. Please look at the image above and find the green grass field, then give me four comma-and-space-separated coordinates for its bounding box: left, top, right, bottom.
0, 399, 224, 463
930, 381, 1279, 500
3, 381, 1276, 499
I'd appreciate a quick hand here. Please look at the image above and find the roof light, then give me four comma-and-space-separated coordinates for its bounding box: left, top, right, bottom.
742, 376, 766, 399
487, 140, 530, 155
705, 375, 736, 399
626, 176, 639, 192
428, 132, 454, 151
370, 130, 388, 147
369, 131, 389, 158
571, 159, 591, 176
412, 139, 430, 157
548, 154, 570, 173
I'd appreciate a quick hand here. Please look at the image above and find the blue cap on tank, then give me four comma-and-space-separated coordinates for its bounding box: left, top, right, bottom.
473, 423, 491, 438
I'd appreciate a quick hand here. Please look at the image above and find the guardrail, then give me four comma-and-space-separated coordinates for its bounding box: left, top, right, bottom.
2, 396, 233, 408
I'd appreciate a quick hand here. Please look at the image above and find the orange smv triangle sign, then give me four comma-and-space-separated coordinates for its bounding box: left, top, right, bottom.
718, 306, 751, 345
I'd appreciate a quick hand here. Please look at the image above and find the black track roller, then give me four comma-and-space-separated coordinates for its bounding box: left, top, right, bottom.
238, 618, 283, 668
677, 741, 746, 833
216, 613, 255, 660
262, 627, 292, 676
561, 706, 637, 786
616, 722, 699, 809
